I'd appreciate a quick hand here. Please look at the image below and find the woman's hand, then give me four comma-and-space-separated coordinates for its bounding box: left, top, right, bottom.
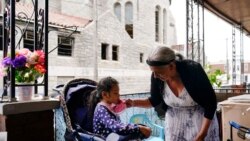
194, 136, 204, 141
138, 125, 152, 138
194, 117, 210, 141
194, 132, 206, 141
125, 99, 134, 108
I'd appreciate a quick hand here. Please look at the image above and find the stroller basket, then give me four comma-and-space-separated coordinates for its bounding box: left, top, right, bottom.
228, 121, 250, 141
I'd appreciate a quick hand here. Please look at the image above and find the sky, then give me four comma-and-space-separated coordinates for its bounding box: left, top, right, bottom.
169, 0, 250, 63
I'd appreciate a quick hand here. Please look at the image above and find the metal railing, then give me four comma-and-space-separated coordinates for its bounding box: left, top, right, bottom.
120, 93, 165, 128
1, 0, 49, 102
120, 88, 250, 124
215, 88, 250, 103
214, 88, 250, 94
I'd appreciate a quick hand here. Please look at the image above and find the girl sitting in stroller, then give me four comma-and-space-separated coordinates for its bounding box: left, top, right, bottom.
89, 76, 151, 140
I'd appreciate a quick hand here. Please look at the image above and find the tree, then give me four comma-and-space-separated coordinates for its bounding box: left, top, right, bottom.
205, 64, 227, 88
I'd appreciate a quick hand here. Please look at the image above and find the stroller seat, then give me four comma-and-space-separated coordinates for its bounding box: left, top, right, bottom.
63, 78, 97, 132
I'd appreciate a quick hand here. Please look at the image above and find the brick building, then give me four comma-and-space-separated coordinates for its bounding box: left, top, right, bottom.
0, 0, 177, 94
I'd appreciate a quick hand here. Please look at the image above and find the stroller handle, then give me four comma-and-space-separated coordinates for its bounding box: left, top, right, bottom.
229, 121, 250, 140
229, 121, 242, 130
229, 121, 250, 133
52, 84, 65, 93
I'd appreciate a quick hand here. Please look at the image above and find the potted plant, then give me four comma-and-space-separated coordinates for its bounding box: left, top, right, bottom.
1, 48, 46, 101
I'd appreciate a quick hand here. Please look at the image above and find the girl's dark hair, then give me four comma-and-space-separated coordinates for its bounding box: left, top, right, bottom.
96, 76, 119, 97
88, 77, 119, 126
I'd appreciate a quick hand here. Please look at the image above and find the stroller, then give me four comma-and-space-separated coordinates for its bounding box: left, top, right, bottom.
228, 121, 250, 141
54, 78, 105, 141
54, 78, 146, 141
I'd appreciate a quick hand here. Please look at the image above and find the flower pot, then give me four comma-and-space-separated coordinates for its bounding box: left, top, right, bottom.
18, 86, 33, 101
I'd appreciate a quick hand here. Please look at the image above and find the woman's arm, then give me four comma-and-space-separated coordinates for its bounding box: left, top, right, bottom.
126, 73, 165, 109
194, 63, 217, 120
126, 98, 152, 108
194, 117, 212, 141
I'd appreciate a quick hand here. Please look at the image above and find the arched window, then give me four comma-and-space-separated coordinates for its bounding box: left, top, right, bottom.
155, 6, 160, 42
163, 9, 167, 44
114, 2, 121, 21
125, 2, 133, 38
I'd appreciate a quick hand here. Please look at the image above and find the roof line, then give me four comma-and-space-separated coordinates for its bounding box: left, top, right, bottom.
19, 17, 82, 31
0, 15, 89, 31
203, 0, 250, 35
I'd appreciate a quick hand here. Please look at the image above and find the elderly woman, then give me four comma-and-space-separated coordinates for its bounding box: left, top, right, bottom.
127, 46, 220, 141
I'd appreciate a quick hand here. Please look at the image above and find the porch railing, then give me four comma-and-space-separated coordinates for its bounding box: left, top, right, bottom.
214, 88, 250, 102
120, 93, 165, 136
120, 89, 250, 127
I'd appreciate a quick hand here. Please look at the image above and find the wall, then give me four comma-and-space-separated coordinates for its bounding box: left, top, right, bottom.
0, 0, 177, 95
46, 0, 177, 94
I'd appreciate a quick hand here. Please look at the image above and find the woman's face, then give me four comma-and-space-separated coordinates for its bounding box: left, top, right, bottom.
150, 64, 174, 81
103, 84, 120, 104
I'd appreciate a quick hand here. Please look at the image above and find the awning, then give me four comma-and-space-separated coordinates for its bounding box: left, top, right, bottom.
203, 0, 250, 36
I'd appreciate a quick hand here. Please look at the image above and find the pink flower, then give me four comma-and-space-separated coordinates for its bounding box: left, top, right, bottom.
16, 48, 31, 56
35, 50, 45, 64
27, 52, 39, 65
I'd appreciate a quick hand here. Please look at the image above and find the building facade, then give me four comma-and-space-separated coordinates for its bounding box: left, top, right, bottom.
0, 0, 177, 95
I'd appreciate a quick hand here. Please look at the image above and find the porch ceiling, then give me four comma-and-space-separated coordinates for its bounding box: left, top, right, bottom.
203, 0, 250, 36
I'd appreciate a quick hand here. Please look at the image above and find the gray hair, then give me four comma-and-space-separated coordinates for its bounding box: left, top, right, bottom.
148, 46, 176, 62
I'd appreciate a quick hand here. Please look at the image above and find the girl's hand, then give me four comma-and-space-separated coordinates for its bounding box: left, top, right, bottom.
125, 99, 134, 108
138, 125, 151, 138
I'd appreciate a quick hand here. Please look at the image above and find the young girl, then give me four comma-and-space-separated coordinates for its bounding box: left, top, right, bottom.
89, 76, 151, 139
